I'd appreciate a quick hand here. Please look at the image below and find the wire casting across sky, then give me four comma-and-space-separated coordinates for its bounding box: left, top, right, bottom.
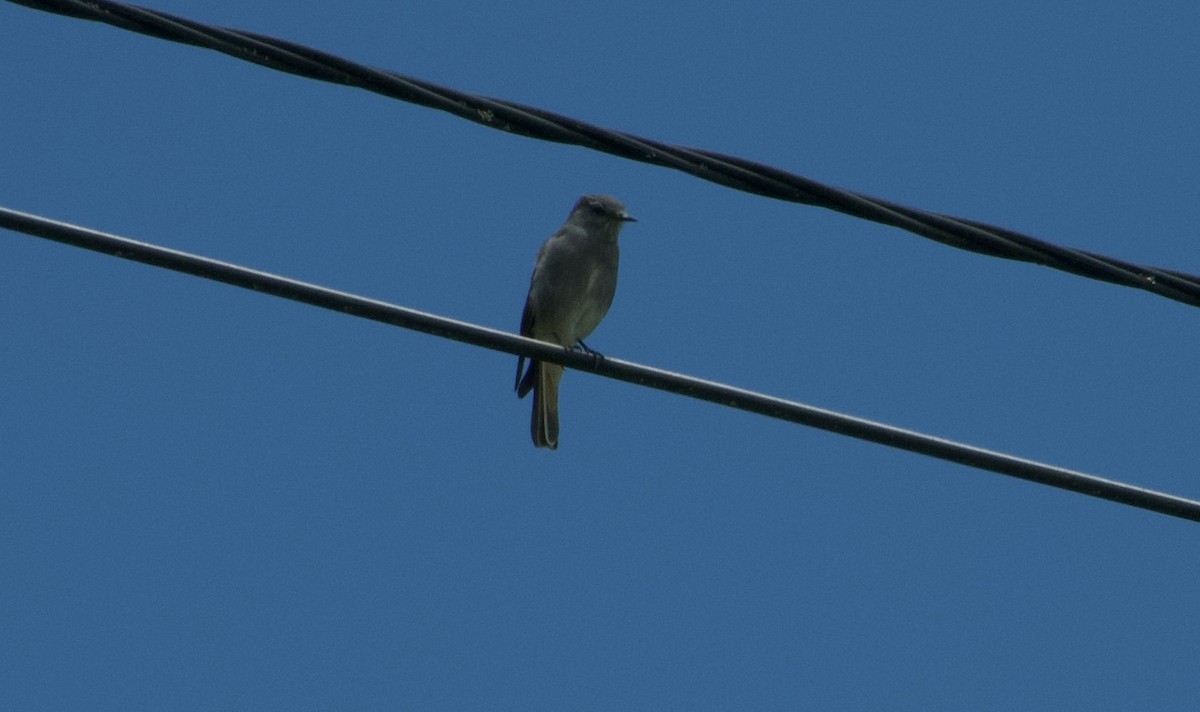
9, 0, 1200, 308
5, 205, 1199, 522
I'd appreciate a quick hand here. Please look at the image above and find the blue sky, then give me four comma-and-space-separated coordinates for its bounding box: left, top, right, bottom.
4, 1, 1199, 709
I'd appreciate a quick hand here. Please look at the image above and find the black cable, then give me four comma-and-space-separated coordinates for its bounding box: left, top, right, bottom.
4, 205, 1198, 523
9, 0, 1200, 309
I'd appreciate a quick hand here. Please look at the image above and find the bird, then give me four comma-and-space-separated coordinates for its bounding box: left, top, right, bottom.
514, 194, 636, 449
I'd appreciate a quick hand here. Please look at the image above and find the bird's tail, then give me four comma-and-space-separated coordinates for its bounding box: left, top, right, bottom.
531, 361, 562, 450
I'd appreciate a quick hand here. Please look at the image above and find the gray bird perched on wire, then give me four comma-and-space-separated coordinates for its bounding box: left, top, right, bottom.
515, 195, 637, 450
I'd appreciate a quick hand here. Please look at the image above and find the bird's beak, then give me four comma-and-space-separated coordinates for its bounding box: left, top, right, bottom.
621, 212, 637, 223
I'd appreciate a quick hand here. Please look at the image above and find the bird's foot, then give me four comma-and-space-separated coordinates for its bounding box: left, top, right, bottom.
571, 340, 605, 367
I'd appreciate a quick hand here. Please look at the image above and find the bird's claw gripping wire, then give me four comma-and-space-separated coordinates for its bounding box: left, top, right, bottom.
572, 339, 605, 368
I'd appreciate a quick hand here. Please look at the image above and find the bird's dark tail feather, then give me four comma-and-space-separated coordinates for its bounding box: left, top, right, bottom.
531, 362, 560, 450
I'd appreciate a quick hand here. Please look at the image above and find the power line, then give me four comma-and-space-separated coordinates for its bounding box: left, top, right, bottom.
4, 205, 1199, 523
9, 0, 1200, 309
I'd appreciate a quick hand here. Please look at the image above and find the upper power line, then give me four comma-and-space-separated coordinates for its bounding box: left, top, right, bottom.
10, 0, 1200, 309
